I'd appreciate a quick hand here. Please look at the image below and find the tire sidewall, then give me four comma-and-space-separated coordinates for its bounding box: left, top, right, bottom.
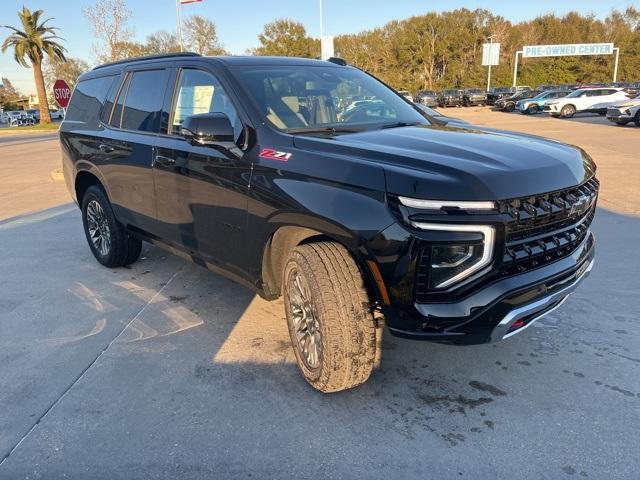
81, 187, 119, 266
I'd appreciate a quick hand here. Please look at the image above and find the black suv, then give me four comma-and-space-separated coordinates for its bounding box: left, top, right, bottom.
438, 89, 463, 107
61, 54, 597, 393
462, 88, 487, 106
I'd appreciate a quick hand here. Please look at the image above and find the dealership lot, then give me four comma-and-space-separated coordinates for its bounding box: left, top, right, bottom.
0, 110, 638, 479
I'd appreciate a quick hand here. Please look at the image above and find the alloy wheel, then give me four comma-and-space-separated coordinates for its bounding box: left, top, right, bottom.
86, 200, 111, 256
287, 268, 322, 370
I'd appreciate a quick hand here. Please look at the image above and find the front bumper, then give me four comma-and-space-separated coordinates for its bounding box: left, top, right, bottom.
383, 231, 595, 345
606, 109, 632, 122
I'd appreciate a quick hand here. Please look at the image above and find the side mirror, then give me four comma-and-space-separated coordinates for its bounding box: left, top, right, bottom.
181, 112, 234, 146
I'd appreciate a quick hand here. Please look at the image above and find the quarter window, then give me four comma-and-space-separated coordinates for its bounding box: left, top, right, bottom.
65, 75, 116, 125
170, 69, 240, 137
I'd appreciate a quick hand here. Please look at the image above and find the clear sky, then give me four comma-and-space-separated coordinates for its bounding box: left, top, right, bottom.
1, 0, 635, 94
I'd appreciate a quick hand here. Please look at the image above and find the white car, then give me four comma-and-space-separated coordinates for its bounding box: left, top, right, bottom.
606, 99, 640, 126
543, 87, 630, 118
398, 90, 414, 102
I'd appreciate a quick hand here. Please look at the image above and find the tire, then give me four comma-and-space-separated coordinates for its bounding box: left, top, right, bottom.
634, 111, 640, 127
527, 104, 538, 114
504, 103, 515, 112
283, 242, 377, 393
81, 185, 143, 268
560, 104, 576, 118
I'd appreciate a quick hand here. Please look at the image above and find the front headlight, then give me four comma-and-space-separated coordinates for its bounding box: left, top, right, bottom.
411, 223, 495, 289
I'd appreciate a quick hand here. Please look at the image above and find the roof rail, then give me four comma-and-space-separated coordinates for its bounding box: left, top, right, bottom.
92, 52, 201, 70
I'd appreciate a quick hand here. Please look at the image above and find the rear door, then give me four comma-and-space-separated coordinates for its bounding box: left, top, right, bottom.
152, 63, 252, 275
98, 67, 170, 235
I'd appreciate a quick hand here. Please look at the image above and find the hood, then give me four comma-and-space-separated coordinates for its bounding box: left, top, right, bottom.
291, 124, 595, 201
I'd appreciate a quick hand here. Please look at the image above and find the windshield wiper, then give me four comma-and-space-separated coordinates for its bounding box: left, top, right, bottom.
285, 126, 360, 135
377, 121, 422, 130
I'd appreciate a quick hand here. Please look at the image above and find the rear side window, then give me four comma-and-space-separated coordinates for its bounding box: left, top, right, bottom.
120, 69, 168, 132
65, 75, 116, 125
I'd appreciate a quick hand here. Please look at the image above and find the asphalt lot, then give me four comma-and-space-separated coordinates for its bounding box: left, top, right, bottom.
0, 111, 639, 479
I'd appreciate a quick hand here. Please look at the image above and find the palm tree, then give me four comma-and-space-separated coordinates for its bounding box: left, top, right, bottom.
2, 7, 66, 124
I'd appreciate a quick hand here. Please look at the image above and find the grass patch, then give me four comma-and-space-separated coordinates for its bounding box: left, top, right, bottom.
0, 122, 60, 134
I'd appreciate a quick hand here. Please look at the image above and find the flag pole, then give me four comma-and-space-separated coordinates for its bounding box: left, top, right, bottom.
176, 0, 184, 52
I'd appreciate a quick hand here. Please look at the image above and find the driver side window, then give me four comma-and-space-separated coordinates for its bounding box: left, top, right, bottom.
170, 69, 240, 137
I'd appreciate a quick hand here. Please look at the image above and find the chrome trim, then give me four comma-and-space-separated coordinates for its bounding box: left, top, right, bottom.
398, 196, 496, 211
409, 222, 495, 289
490, 259, 594, 342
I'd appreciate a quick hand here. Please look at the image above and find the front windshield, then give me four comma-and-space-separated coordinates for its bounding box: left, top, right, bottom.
231, 65, 427, 132
566, 90, 586, 98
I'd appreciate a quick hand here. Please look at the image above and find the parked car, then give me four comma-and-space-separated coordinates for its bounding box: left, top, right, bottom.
486, 87, 511, 106
61, 53, 598, 393
413, 103, 469, 126
397, 90, 414, 102
544, 87, 630, 118
606, 98, 640, 126
50, 108, 65, 119
0, 111, 9, 123
26, 109, 41, 122
516, 90, 569, 114
415, 90, 438, 107
462, 88, 487, 106
494, 90, 536, 112
438, 89, 463, 107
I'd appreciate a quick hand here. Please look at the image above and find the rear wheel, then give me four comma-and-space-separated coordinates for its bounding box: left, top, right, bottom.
634, 110, 640, 127
504, 102, 515, 112
560, 104, 576, 118
283, 242, 377, 393
81, 185, 142, 268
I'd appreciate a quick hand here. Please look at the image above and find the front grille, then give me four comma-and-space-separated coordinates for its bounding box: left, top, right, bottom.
413, 177, 599, 303
499, 177, 598, 276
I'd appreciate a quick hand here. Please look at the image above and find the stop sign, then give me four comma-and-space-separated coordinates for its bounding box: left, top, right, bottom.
53, 79, 72, 108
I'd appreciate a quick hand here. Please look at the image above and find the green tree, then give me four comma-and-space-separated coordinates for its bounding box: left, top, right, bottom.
44, 56, 90, 92
253, 19, 319, 57
0, 77, 22, 110
2, 7, 66, 124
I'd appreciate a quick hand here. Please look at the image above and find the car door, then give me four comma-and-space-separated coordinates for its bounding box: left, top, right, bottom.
97, 67, 171, 235
152, 65, 252, 274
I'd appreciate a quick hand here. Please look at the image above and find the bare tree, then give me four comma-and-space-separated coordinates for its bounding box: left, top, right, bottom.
83, 0, 133, 62
183, 15, 226, 55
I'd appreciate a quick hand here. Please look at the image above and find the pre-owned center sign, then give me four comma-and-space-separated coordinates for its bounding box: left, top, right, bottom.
512, 42, 620, 86
523, 43, 614, 58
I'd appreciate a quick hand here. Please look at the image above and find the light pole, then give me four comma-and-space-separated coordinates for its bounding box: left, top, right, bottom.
486, 35, 494, 92
319, 0, 324, 40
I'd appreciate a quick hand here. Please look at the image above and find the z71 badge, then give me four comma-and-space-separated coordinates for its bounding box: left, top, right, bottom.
259, 148, 292, 161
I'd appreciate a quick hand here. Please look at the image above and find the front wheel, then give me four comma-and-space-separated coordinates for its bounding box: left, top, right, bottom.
634, 111, 640, 127
527, 104, 538, 114
81, 185, 142, 268
504, 103, 515, 112
283, 242, 377, 393
560, 104, 576, 118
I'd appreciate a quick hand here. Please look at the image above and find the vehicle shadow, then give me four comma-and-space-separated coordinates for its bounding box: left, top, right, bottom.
1, 204, 638, 477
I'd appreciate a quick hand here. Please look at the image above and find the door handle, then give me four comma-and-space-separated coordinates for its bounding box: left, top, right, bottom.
154, 155, 176, 166
98, 144, 114, 153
